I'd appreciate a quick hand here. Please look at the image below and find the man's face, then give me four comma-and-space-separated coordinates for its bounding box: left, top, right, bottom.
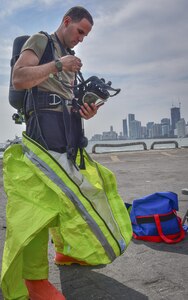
63, 17, 92, 48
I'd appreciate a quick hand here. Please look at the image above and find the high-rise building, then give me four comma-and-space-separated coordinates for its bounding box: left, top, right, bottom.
102, 126, 118, 140
146, 122, 154, 138
129, 120, 141, 139
161, 118, 170, 126
171, 106, 180, 135
141, 126, 147, 139
151, 124, 162, 138
122, 118, 128, 138
128, 114, 135, 137
176, 118, 186, 138
161, 118, 170, 137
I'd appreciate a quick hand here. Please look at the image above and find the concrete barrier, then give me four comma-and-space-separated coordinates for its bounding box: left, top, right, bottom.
92, 142, 147, 153
150, 140, 179, 150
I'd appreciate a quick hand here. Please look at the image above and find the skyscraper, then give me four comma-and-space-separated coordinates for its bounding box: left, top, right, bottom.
161, 118, 170, 137
171, 106, 180, 136
130, 120, 142, 139
122, 118, 128, 138
176, 118, 186, 138
128, 114, 135, 138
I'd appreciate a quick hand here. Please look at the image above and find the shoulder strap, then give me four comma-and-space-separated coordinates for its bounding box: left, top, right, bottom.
154, 214, 185, 244
25, 32, 55, 115
39, 31, 56, 64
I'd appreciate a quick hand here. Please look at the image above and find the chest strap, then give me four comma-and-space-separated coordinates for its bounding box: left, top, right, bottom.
25, 90, 72, 114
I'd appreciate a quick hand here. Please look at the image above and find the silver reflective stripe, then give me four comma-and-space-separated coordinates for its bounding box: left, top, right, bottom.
24, 149, 116, 261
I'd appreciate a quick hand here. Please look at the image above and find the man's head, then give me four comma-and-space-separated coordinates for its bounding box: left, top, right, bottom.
64, 6, 94, 26
57, 6, 93, 49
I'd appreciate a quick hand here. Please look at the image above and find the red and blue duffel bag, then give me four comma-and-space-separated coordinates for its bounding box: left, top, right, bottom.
130, 191, 185, 244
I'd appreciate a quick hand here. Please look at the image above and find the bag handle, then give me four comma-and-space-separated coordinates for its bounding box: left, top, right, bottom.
154, 213, 185, 244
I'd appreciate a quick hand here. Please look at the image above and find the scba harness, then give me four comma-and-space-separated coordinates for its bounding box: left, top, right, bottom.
9, 32, 121, 166
9, 31, 121, 120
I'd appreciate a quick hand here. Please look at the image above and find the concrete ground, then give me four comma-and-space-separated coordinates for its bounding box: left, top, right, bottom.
0, 148, 188, 300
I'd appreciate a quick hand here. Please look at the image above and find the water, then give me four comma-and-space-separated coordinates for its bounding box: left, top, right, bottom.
0, 138, 188, 158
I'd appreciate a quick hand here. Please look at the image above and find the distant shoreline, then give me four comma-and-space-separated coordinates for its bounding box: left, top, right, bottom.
1, 137, 188, 158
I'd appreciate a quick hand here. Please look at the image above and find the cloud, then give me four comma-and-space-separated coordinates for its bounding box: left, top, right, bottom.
78, 0, 188, 74
0, 0, 32, 19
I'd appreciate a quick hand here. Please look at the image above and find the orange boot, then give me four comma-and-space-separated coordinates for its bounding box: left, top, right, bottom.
54, 252, 88, 266
25, 279, 66, 300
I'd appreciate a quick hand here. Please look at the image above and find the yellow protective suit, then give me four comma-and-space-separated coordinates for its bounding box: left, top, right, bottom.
1, 132, 132, 300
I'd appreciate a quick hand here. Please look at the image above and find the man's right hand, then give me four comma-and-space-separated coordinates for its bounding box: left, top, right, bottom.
60, 55, 82, 73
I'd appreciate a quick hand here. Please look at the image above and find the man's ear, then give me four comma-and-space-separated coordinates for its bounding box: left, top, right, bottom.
64, 16, 72, 27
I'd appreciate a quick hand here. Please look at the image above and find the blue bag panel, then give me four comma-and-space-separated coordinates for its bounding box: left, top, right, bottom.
130, 191, 178, 224
130, 192, 181, 237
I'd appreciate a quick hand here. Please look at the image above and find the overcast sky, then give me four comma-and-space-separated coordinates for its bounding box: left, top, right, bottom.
1, 0, 188, 142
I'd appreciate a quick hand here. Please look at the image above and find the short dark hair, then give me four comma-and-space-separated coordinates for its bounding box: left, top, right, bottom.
64, 6, 94, 26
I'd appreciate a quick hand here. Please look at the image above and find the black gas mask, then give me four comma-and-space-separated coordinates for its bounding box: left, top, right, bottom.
74, 73, 121, 108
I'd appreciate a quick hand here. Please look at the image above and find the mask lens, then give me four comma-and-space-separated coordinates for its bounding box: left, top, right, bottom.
83, 92, 98, 105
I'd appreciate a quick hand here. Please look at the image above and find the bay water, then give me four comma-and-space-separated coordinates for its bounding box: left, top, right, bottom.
1, 137, 188, 159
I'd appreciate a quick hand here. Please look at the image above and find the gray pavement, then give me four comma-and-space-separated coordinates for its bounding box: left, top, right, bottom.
0, 148, 188, 300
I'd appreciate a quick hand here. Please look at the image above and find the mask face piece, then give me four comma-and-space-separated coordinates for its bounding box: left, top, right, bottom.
74, 75, 121, 110
82, 92, 106, 107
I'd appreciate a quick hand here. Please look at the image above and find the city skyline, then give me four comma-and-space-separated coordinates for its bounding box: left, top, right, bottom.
91, 105, 188, 141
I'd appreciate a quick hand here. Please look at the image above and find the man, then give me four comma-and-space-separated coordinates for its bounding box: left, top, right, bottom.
1, 5, 132, 300
13, 6, 97, 152
3, 6, 96, 300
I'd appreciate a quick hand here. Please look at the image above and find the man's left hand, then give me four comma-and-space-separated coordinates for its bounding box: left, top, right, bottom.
79, 103, 98, 120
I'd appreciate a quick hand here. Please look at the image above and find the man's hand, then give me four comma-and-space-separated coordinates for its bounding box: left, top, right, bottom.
61, 55, 82, 73
79, 103, 98, 120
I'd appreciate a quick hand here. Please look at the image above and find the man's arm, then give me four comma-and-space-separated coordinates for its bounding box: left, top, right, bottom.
13, 49, 55, 89
13, 49, 98, 119
13, 50, 83, 90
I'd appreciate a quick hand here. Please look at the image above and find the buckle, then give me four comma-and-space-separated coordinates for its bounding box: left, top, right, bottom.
49, 94, 62, 106
64, 99, 73, 106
